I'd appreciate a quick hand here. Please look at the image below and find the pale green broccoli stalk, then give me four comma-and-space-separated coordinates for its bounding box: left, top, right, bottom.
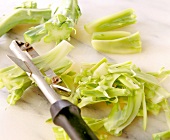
24, 0, 81, 44
0, 1, 51, 37
91, 31, 142, 54
0, 40, 74, 105
84, 8, 136, 34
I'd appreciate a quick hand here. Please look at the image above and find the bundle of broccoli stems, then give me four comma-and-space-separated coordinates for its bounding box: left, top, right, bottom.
2, 0, 169, 140
0, 0, 141, 53
0, 0, 81, 45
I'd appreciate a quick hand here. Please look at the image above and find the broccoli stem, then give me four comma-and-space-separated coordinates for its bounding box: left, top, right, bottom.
91, 32, 142, 54
0, 8, 51, 37
84, 8, 136, 34
24, 0, 81, 44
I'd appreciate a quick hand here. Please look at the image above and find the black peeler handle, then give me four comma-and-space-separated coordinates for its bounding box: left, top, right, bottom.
50, 100, 98, 140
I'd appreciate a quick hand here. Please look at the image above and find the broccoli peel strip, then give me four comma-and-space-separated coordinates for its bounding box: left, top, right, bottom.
84, 8, 136, 34
0, 8, 51, 37
24, 0, 81, 44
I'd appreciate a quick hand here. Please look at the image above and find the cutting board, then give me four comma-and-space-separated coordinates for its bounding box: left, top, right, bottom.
0, 0, 170, 140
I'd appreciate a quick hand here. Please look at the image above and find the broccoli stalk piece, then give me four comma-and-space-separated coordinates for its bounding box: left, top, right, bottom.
24, 0, 81, 44
0, 1, 51, 37
84, 8, 136, 34
91, 31, 142, 54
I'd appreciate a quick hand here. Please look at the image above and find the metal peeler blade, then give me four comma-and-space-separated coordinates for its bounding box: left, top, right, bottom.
8, 55, 32, 73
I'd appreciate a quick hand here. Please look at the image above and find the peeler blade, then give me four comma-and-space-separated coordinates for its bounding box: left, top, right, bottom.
7, 55, 32, 73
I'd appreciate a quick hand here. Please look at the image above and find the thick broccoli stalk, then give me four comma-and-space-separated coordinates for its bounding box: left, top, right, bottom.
0, 1, 51, 37
24, 0, 81, 44
84, 8, 136, 34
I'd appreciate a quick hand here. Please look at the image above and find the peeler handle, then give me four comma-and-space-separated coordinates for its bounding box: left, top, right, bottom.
50, 100, 98, 140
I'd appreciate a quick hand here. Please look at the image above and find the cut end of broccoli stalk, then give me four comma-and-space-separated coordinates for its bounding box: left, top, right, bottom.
24, 0, 81, 44
91, 32, 142, 54
43, 18, 74, 44
24, 24, 47, 44
84, 8, 136, 34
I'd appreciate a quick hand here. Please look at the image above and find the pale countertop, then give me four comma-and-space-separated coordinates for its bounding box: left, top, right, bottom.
0, 0, 170, 140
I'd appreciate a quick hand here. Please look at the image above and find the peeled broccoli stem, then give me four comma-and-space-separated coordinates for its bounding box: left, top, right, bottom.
84, 8, 136, 34
91, 32, 142, 54
0, 8, 51, 37
24, 0, 81, 44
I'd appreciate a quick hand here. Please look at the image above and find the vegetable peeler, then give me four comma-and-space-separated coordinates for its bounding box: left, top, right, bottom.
8, 40, 98, 140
